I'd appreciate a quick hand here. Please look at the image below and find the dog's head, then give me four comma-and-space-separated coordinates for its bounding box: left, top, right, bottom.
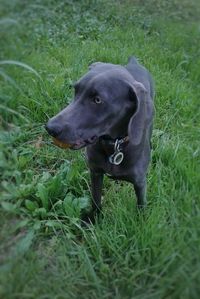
46, 63, 149, 149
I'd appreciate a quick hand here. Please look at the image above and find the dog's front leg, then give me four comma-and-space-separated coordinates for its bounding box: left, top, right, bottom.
91, 171, 104, 213
82, 170, 104, 224
133, 178, 147, 208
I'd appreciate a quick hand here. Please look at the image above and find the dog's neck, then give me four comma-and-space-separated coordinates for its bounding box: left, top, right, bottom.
99, 135, 129, 165
98, 115, 131, 165
100, 134, 129, 144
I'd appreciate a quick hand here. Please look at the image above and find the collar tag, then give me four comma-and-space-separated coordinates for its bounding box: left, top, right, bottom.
109, 139, 124, 165
109, 151, 124, 165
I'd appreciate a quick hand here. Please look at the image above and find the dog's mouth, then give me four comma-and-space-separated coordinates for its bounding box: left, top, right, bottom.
53, 136, 98, 150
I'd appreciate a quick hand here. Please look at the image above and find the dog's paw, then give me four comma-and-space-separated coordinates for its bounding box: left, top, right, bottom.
137, 204, 147, 210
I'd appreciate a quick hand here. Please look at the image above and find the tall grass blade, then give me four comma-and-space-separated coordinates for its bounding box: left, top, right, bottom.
0, 18, 18, 26
0, 69, 22, 91
0, 60, 42, 80
0, 104, 30, 123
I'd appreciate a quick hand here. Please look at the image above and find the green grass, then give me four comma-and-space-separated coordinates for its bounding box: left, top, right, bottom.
0, 0, 200, 298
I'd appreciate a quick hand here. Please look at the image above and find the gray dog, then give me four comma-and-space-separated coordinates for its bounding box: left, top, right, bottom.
46, 57, 154, 223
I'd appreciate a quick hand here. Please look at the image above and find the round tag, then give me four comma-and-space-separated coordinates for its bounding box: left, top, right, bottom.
109, 152, 124, 165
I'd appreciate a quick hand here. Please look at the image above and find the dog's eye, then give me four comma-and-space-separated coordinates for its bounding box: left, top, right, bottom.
93, 96, 102, 104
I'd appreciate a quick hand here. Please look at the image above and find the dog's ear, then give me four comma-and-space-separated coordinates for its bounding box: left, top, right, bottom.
128, 81, 148, 146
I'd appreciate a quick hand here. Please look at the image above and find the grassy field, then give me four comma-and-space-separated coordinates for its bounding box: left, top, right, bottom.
0, 0, 200, 298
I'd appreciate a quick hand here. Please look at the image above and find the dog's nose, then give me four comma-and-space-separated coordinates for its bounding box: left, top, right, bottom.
45, 122, 62, 138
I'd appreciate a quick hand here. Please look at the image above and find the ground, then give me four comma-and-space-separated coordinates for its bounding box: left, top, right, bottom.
0, 0, 200, 298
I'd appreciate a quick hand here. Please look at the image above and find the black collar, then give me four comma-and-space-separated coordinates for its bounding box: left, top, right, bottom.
99, 135, 129, 147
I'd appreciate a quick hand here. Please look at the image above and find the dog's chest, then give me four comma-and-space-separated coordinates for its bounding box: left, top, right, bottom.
103, 161, 125, 176
86, 144, 133, 180
92, 154, 131, 179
